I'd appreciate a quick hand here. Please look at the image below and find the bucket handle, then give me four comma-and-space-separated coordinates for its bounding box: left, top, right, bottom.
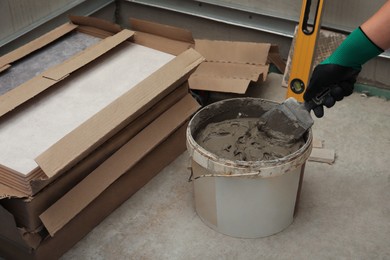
188, 168, 262, 182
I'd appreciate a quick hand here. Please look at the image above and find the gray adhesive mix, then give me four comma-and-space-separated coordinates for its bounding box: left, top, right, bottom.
196, 118, 305, 161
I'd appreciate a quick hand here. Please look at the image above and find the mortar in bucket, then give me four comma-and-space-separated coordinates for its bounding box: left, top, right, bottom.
186, 97, 313, 238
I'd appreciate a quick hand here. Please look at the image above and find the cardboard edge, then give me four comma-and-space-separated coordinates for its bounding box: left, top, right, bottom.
194, 39, 271, 65
192, 62, 268, 81
76, 26, 116, 39
188, 75, 252, 94
129, 18, 194, 55
132, 31, 193, 56
0, 64, 11, 73
35, 48, 204, 179
69, 15, 121, 34
129, 18, 194, 44
189, 39, 272, 93
39, 94, 200, 236
0, 23, 78, 69
41, 29, 134, 81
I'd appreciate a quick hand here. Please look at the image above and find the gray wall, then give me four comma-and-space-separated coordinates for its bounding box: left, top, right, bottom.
0, 0, 115, 55
120, 1, 390, 90
198, 0, 386, 31
0, 0, 389, 90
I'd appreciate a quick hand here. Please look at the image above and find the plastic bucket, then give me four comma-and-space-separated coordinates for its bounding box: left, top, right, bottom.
186, 98, 313, 238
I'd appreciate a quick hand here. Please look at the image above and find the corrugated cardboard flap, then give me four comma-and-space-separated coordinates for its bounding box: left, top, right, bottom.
130, 18, 194, 44
69, 15, 122, 34
189, 40, 271, 93
193, 62, 267, 81
69, 15, 122, 39
130, 18, 194, 55
0, 64, 11, 73
189, 60, 266, 93
189, 76, 252, 94
0, 29, 134, 118
35, 48, 204, 179
195, 39, 270, 64
41, 29, 134, 81
40, 94, 200, 236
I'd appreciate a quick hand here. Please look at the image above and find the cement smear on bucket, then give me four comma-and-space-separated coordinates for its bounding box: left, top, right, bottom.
196, 118, 305, 161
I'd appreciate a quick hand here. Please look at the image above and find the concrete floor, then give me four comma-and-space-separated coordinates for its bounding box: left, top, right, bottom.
61, 73, 390, 259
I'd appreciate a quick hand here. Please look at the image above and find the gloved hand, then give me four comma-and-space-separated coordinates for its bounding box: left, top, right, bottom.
304, 27, 383, 118
304, 64, 359, 118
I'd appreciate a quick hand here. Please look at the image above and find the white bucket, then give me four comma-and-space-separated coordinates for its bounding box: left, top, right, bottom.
186, 98, 313, 238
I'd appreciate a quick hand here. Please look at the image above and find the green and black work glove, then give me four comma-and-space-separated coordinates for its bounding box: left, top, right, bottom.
304, 27, 384, 118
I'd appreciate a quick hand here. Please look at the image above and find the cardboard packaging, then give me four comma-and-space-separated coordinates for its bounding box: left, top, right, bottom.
0, 17, 130, 196
189, 39, 271, 94
128, 18, 284, 96
0, 16, 282, 259
0, 16, 203, 259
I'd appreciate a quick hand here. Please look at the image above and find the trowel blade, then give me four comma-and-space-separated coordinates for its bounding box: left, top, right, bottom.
258, 97, 314, 142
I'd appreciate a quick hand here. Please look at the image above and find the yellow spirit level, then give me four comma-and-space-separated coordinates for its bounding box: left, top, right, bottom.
287, 0, 325, 101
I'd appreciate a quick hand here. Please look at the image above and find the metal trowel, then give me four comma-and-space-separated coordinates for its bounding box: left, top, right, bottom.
258, 89, 329, 143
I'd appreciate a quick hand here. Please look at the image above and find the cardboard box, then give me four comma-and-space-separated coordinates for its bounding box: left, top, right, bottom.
0, 19, 135, 196
0, 120, 192, 259
128, 19, 285, 95
0, 16, 203, 196
188, 39, 271, 94
0, 16, 283, 259
0, 16, 203, 259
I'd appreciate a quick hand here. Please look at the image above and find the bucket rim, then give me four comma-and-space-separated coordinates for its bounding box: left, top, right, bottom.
186, 97, 313, 178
